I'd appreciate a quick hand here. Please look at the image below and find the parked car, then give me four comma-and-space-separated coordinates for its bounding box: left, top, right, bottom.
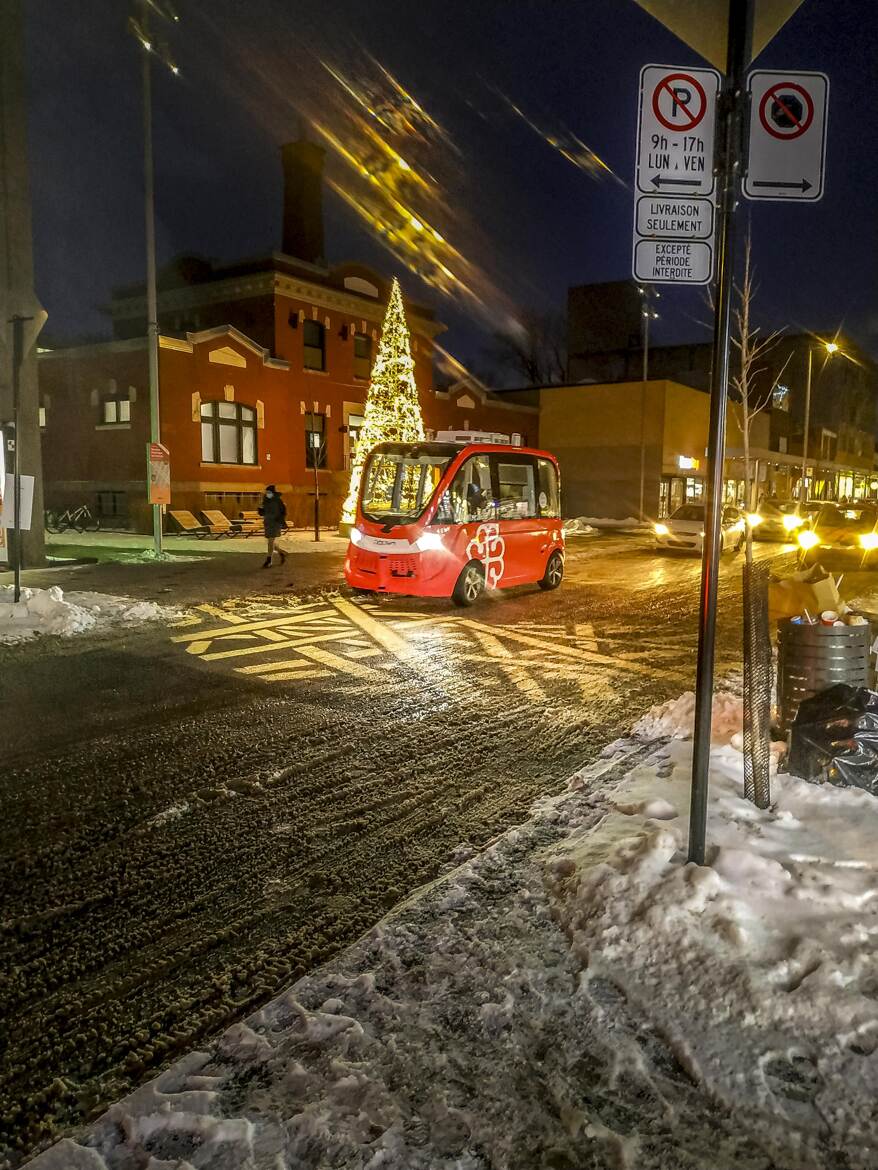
797, 502, 878, 568
653, 504, 745, 555
750, 499, 820, 541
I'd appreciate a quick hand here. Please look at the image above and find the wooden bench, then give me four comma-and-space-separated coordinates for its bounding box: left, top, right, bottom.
237, 510, 265, 536
201, 509, 252, 537
169, 509, 230, 539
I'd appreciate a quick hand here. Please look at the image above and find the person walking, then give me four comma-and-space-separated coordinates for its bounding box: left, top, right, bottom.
258, 485, 287, 568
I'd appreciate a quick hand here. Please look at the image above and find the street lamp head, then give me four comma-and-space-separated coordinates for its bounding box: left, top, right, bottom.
825, 341, 839, 354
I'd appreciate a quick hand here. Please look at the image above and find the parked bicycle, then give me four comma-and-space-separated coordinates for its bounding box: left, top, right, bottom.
45, 504, 102, 533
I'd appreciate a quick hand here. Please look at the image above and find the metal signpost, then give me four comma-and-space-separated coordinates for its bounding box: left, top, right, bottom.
301, 400, 330, 541
743, 70, 829, 201
633, 64, 720, 285
688, 0, 755, 865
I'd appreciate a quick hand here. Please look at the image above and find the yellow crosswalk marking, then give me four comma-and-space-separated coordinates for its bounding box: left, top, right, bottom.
331, 598, 424, 663
236, 658, 315, 675
294, 644, 386, 679
259, 669, 331, 682
171, 609, 335, 643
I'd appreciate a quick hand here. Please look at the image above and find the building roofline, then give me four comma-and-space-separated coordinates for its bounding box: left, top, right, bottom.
434, 378, 539, 414
160, 325, 291, 370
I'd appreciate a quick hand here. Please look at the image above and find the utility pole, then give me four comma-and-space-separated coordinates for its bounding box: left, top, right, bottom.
0, 0, 47, 570
688, 0, 755, 866
128, 1, 179, 555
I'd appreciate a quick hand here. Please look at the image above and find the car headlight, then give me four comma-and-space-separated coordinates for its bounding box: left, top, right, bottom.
859, 532, 878, 550
746, 512, 763, 527
415, 531, 444, 552
349, 527, 364, 546
782, 513, 804, 531
798, 530, 820, 549
654, 523, 669, 536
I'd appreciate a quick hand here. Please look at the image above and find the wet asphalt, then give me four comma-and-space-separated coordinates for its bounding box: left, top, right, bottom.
0, 533, 805, 1164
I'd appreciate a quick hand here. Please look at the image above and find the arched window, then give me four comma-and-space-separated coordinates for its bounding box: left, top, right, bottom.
200, 401, 257, 465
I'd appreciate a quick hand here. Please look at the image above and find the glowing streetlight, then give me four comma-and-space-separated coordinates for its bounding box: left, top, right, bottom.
127, 0, 179, 557
801, 338, 843, 504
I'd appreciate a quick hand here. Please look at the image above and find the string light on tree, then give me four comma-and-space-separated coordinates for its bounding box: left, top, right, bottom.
342, 277, 425, 524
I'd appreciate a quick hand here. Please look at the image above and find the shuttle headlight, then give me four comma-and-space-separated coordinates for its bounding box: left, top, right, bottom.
415, 531, 444, 552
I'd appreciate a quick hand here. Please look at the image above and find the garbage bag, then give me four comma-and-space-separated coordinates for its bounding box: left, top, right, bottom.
788, 683, 878, 794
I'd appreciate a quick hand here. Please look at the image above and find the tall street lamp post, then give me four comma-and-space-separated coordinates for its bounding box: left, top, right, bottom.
128, 1, 179, 556
801, 339, 839, 504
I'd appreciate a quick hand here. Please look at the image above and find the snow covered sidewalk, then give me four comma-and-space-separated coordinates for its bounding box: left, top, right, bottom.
0, 585, 180, 644
27, 693, 878, 1170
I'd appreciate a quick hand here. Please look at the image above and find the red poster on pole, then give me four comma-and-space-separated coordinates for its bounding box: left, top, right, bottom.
148, 442, 171, 506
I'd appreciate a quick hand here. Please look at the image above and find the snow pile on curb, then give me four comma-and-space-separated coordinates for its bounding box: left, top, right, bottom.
565, 515, 647, 531
0, 585, 179, 643
562, 517, 596, 535
632, 689, 743, 742
548, 739, 878, 1168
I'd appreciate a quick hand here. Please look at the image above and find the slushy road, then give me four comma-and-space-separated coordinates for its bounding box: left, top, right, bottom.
0, 534, 789, 1164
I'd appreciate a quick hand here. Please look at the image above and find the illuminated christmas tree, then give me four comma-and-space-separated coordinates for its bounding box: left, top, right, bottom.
341, 277, 425, 524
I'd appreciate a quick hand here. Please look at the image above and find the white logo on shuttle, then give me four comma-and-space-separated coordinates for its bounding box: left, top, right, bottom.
467, 522, 506, 587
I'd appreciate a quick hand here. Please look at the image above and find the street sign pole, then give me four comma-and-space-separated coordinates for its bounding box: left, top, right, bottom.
11, 316, 26, 604
310, 408, 321, 542
688, 0, 755, 866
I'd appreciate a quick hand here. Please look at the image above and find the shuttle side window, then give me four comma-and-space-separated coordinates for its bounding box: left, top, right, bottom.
434, 455, 495, 524
537, 458, 560, 518
495, 457, 538, 519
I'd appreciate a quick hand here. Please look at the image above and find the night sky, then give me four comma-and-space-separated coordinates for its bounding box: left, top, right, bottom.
25, 0, 878, 371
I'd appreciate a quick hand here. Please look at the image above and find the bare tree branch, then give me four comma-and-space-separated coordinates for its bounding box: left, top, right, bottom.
489, 310, 567, 387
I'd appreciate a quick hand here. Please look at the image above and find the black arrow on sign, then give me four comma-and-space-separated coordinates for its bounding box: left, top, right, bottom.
752, 178, 812, 192
650, 174, 701, 188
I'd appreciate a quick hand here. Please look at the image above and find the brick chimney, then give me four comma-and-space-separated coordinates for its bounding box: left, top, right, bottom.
280, 138, 325, 264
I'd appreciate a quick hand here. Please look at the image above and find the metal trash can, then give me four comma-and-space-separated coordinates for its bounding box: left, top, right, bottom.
777, 618, 872, 734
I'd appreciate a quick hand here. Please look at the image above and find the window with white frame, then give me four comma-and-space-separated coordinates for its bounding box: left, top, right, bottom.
102, 397, 131, 424
200, 401, 258, 464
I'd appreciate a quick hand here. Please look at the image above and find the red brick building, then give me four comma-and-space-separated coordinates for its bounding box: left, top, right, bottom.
39, 140, 535, 530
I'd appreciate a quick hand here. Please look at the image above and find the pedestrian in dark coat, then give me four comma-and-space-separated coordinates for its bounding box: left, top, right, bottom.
258, 485, 287, 568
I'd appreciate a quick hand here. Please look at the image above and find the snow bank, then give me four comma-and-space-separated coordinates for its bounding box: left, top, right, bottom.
564, 515, 646, 531
562, 517, 596, 535
632, 689, 744, 742
548, 743, 878, 1168
0, 585, 179, 644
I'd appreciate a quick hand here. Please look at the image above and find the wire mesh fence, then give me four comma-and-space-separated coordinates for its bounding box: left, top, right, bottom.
742, 557, 772, 808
